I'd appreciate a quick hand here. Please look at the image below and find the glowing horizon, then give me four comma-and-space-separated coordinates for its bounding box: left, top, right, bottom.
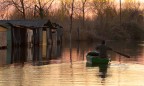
1, 0, 144, 20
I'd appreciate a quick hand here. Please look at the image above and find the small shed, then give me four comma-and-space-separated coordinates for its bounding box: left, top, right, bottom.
0, 20, 63, 48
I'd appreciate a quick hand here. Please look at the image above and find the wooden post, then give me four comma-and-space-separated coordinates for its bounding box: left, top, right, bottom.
38, 45, 42, 65
18, 29, 21, 46
6, 23, 13, 47
33, 29, 38, 45
77, 27, 80, 41
18, 29, 27, 46
57, 27, 62, 44
36, 29, 40, 45
44, 20, 54, 45
46, 45, 52, 60
77, 27, 80, 54
32, 45, 42, 65
46, 28, 49, 45
12, 28, 16, 47
33, 29, 35, 45
13, 29, 21, 46
39, 28, 43, 45
32, 46, 39, 62
6, 24, 13, 64
46, 28, 52, 45
27, 29, 33, 47
49, 28, 53, 45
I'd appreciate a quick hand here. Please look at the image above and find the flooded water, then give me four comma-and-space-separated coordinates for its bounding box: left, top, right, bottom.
0, 41, 144, 86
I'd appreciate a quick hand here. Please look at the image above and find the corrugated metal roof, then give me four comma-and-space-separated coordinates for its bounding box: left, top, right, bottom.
0, 20, 49, 28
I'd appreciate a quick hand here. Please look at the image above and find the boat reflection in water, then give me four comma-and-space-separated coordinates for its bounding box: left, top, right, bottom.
86, 61, 110, 82
1, 41, 144, 86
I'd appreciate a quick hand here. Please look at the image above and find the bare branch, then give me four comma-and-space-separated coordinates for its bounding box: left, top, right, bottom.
47, 0, 55, 10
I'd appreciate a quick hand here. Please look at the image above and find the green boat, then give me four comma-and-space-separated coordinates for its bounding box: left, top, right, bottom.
86, 51, 110, 65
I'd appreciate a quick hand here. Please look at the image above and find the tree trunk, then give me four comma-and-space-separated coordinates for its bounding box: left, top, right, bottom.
20, 0, 26, 19
82, 0, 87, 29
70, 0, 74, 65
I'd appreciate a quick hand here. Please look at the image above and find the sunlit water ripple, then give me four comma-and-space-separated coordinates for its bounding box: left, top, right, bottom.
0, 61, 144, 86
0, 41, 144, 86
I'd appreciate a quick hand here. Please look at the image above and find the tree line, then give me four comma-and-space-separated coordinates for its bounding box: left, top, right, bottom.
0, 0, 144, 41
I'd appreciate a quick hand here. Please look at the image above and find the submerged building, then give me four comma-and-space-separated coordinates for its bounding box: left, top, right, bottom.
0, 20, 63, 66
0, 20, 63, 47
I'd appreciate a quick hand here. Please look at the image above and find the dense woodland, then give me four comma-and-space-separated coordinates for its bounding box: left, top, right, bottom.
0, 0, 144, 41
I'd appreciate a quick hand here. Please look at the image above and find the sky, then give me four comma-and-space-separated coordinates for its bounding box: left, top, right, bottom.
115, 0, 144, 3
0, 0, 144, 19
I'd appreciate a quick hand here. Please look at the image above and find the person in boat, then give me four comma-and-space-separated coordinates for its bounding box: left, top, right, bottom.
96, 40, 112, 58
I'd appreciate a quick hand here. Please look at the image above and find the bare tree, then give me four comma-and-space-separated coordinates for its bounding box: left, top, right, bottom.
70, 0, 74, 40
34, 0, 55, 19
58, 0, 70, 21
70, 0, 74, 65
2, 0, 29, 19
1, 0, 55, 19
20, 0, 26, 19
81, 0, 87, 28
92, 0, 112, 28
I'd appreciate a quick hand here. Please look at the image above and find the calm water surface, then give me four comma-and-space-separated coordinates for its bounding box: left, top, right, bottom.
0, 41, 144, 86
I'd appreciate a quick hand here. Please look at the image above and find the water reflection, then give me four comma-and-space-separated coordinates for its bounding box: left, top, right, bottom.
0, 41, 144, 86
11, 46, 27, 66
2, 43, 63, 66
86, 62, 110, 82
0, 41, 144, 66
32, 44, 63, 66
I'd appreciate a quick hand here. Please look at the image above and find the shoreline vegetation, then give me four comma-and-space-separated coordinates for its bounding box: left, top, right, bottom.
0, 0, 144, 41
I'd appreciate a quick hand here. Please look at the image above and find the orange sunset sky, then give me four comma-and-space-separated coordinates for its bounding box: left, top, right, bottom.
0, 0, 144, 20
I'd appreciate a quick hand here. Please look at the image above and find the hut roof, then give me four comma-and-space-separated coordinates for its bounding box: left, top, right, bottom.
0, 20, 49, 29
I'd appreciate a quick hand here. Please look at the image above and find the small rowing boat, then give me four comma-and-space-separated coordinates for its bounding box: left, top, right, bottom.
86, 51, 110, 65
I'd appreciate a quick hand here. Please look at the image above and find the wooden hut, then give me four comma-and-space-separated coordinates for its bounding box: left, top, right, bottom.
0, 20, 63, 48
